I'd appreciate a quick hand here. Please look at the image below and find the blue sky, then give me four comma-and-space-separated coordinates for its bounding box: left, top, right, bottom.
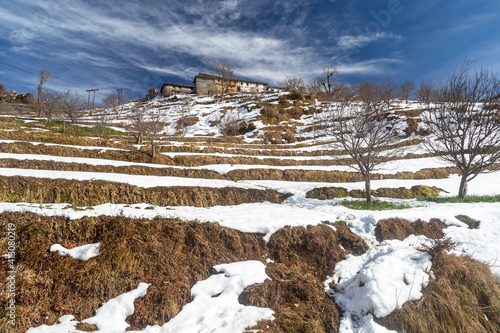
1, 0, 499, 101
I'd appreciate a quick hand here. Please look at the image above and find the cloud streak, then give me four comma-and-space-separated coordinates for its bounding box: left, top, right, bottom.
2, 0, 496, 99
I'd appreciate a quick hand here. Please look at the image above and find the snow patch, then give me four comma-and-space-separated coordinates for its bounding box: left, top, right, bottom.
50, 243, 100, 261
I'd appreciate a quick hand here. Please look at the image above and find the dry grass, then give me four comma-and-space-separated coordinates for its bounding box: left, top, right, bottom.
0, 155, 463, 186
375, 218, 447, 242
307, 185, 444, 200
0, 213, 353, 333
377, 247, 500, 332
0, 142, 175, 165
240, 225, 348, 332
0, 126, 131, 149
0, 159, 225, 180
0, 176, 290, 207
0, 212, 268, 332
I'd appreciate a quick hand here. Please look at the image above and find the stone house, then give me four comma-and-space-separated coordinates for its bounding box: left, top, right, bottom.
160, 83, 195, 97
146, 88, 159, 100
193, 73, 267, 96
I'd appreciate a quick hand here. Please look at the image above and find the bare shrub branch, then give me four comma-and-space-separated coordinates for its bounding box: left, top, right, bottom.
423, 60, 500, 198
326, 82, 406, 203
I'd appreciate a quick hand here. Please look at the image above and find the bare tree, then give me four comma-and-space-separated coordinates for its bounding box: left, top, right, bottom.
131, 105, 145, 144
280, 76, 308, 99
380, 76, 400, 108
308, 77, 324, 96
400, 80, 416, 103
219, 109, 248, 136
334, 83, 358, 106
103, 93, 119, 110
57, 89, 87, 123
416, 81, 435, 107
40, 91, 59, 122
327, 83, 405, 203
36, 68, 52, 118
322, 65, 338, 95
143, 108, 170, 158
102, 92, 128, 118
423, 61, 500, 198
175, 101, 192, 138
210, 59, 235, 101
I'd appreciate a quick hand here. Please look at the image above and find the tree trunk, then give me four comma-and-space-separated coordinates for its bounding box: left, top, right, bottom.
458, 175, 468, 198
151, 142, 156, 159
365, 176, 372, 204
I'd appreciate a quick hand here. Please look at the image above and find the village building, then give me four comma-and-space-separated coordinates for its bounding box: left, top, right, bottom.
155, 73, 274, 98
267, 86, 285, 93
193, 73, 268, 96
160, 83, 195, 97
146, 87, 159, 100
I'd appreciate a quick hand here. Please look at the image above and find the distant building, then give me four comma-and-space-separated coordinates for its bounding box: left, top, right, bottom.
146, 88, 159, 100
160, 83, 195, 97
193, 73, 268, 96
267, 86, 285, 93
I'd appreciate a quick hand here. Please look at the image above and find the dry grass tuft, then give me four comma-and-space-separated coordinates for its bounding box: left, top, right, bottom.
0, 176, 290, 207
375, 218, 447, 242
0, 158, 225, 180
240, 225, 345, 332
455, 215, 480, 229
0, 212, 268, 332
307, 185, 444, 200
377, 247, 500, 332
0, 142, 174, 165
0, 214, 348, 333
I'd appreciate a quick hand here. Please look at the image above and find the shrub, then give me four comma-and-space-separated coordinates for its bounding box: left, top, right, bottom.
337, 200, 412, 211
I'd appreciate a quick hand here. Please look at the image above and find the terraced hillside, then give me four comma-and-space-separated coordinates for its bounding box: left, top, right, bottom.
1, 92, 499, 333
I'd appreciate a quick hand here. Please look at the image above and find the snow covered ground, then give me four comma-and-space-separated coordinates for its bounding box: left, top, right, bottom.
4, 170, 499, 332
2, 95, 499, 333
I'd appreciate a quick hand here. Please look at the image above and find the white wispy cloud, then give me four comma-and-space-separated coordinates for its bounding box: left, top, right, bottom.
0, 0, 407, 96
337, 32, 402, 51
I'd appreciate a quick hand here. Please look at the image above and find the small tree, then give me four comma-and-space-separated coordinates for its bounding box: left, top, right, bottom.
280, 76, 308, 99
131, 105, 145, 144
327, 82, 405, 203
57, 89, 87, 123
36, 68, 52, 117
400, 80, 416, 103
219, 109, 248, 137
143, 108, 169, 158
307, 77, 324, 96
423, 61, 500, 198
380, 76, 400, 108
416, 81, 435, 107
40, 91, 59, 122
322, 65, 338, 95
210, 60, 234, 101
175, 101, 192, 138
103, 92, 129, 118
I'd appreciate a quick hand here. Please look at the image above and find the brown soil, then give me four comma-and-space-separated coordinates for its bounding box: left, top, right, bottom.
0, 176, 290, 207
377, 250, 500, 332
329, 222, 369, 256
0, 213, 347, 333
455, 215, 480, 229
375, 218, 447, 242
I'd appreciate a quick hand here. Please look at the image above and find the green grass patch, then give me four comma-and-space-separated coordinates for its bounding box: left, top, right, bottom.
418, 194, 500, 203
337, 199, 412, 211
